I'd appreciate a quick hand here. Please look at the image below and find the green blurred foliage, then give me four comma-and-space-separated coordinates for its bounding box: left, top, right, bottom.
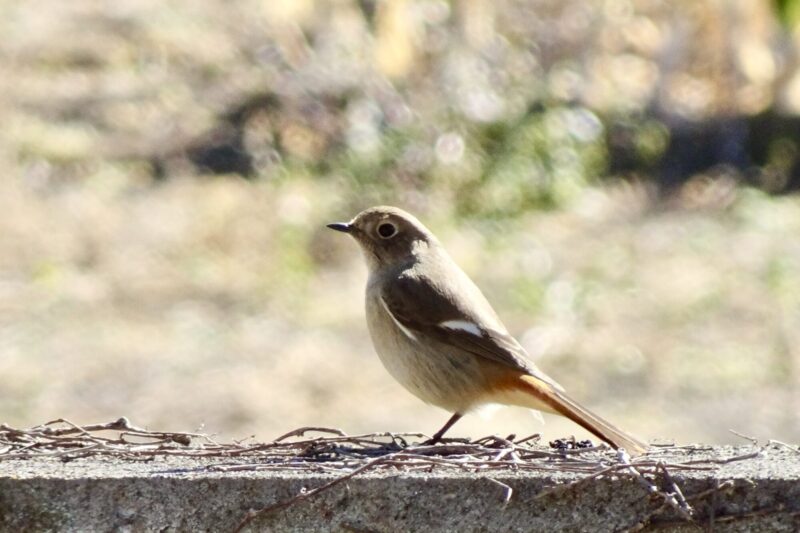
774, 0, 800, 27
6, 0, 799, 225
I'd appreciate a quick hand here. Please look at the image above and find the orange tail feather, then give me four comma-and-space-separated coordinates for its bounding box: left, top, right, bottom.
516, 374, 648, 456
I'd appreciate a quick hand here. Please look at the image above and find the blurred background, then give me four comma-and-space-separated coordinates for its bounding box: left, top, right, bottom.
1, 0, 799, 446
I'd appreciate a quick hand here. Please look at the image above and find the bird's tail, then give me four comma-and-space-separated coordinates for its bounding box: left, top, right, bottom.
516, 374, 648, 456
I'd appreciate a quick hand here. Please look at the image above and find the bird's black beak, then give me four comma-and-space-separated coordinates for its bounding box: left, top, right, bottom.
326, 222, 352, 233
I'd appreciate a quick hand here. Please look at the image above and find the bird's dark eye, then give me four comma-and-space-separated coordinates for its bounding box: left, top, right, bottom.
377, 222, 397, 239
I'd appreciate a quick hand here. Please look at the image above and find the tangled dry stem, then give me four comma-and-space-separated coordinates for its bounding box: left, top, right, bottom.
0, 418, 792, 532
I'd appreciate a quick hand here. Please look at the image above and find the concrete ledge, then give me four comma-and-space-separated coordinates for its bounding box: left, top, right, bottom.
1, 444, 799, 532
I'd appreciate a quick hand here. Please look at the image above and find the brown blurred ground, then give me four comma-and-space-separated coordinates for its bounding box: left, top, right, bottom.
0, 0, 799, 445
2, 176, 799, 444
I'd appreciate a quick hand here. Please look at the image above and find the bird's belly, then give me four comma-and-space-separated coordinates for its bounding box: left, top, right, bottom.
365, 295, 487, 413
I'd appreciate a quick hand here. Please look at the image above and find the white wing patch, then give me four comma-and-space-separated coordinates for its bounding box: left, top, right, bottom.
380, 297, 418, 342
439, 320, 483, 337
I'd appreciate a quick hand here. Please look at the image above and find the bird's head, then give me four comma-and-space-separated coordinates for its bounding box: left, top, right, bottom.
327, 206, 436, 270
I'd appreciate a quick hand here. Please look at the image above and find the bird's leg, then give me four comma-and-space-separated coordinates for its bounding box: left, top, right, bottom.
425, 413, 463, 444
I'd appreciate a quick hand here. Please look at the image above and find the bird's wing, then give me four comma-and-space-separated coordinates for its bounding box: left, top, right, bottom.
380, 272, 564, 391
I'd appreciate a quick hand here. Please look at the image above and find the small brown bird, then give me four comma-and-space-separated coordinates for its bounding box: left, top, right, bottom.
328, 206, 647, 455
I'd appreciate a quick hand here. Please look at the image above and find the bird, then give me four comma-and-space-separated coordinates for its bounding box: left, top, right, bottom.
327, 206, 647, 455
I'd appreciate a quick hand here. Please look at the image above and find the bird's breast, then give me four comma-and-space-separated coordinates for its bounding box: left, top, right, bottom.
363, 288, 491, 413
364, 291, 420, 389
